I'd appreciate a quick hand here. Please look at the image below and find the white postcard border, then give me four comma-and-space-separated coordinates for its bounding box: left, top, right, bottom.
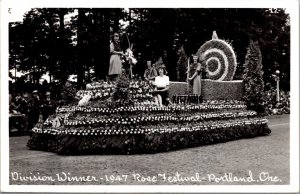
1, 0, 299, 193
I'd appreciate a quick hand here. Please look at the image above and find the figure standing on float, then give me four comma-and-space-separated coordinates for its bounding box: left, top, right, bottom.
108, 32, 125, 80
188, 55, 205, 95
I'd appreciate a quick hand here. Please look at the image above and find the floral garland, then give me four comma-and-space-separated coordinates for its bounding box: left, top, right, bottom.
33, 117, 267, 136
43, 110, 257, 127
199, 100, 245, 105
56, 103, 247, 114
28, 119, 271, 154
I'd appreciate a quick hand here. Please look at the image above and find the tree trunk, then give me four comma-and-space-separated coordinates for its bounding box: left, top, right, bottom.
58, 10, 65, 32
93, 9, 111, 80
58, 9, 65, 76
93, 9, 103, 80
103, 10, 111, 81
77, 9, 85, 88
113, 9, 120, 33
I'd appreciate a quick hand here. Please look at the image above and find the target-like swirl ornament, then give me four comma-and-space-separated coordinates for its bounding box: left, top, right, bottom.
196, 39, 237, 81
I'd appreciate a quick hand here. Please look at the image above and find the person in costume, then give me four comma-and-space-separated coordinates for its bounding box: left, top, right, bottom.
40, 91, 57, 121
153, 65, 172, 107
27, 90, 41, 131
188, 55, 205, 95
144, 60, 157, 81
108, 32, 125, 80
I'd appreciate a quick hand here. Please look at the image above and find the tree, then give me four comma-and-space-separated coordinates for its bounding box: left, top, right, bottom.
127, 8, 290, 85
55, 8, 76, 82
9, 8, 290, 88
92, 9, 112, 80
128, 9, 178, 79
9, 22, 24, 73
72, 8, 123, 82
258, 9, 290, 91
243, 40, 265, 114
76, 8, 86, 88
10, 8, 76, 83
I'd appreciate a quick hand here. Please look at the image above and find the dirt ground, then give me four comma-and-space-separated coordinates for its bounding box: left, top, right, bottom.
8, 114, 290, 185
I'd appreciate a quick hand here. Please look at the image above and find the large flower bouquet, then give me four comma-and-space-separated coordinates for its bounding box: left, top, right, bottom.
76, 78, 154, 105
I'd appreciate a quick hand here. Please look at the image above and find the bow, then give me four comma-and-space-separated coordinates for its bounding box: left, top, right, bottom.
124, 33, 137, 78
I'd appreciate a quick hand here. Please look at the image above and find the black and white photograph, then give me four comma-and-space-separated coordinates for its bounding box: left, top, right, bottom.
1, 0, 299, 193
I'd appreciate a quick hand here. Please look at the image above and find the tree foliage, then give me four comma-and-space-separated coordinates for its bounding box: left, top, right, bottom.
243, 40, 266, 114
9, 8, 75, 83
9, 8, 290, 90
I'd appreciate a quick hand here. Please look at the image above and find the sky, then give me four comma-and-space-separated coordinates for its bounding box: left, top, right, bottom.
8, 6, 33, 22
9, 6, 291, 23
8, 7, 130, 28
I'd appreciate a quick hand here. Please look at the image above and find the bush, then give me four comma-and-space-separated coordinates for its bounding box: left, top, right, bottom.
264, 90, 290, 115
243, 40, 266, 114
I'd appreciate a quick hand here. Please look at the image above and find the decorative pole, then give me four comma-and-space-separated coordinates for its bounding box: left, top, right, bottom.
272, 70, 280, 103
15, 60, 17, 82
129, 60, 133, 79
125, 33, 132, 79
187, 57, 190, 93
276, 70, 280, 103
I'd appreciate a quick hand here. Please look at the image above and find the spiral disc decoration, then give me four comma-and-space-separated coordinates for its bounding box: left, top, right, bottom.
196, 38, 237, 81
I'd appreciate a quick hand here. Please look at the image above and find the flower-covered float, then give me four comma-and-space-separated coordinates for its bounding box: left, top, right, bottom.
28, 32, 271, 155
27, 73, 271, 155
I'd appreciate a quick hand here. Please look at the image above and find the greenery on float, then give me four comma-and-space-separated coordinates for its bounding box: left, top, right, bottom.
243, 40, 266, 115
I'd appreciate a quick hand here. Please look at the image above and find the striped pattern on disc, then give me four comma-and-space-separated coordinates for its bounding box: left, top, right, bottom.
196, 39, 237, 81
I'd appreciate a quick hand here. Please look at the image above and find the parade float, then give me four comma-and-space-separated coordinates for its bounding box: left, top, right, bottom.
27, 33, 271, 155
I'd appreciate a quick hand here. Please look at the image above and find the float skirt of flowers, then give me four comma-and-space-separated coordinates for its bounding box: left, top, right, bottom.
27, 77, 272, 155
27, 118, 270, 155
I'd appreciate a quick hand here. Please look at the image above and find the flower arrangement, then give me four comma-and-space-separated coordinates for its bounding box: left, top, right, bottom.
77, 79, 154, 103
44, 110, 257, 127
56, 102, 247, 114
76, 87, 114, 101
86, 81, 115, 89
28, 116, 270, 154
33, 117, 267, 136
125, 48, 137, 65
